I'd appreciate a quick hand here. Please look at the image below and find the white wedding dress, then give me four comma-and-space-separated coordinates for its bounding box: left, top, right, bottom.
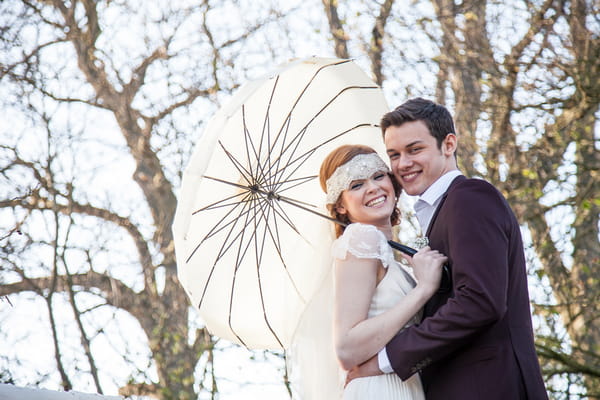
287, 222, 425, 400
333, 223, 425, 400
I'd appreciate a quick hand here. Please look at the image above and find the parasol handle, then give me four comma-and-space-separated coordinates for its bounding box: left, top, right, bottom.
387, 240, 417, 256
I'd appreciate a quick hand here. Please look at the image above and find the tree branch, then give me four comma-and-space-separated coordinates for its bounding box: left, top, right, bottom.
321, 0, 349, 59
369, 0, 394, 86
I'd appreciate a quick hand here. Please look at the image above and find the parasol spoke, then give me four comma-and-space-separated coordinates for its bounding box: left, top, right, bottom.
258, 74, 277, 162
186, 191, 260, 263
203, 174, 322, 226
226, 194, 271, 348
231, 198, 265, 273
218, 140, 254, 184
261, 120, 305, 193
197, 193, 266, 304
270, 83, 379, 191
260, 61, 352, 191
264, 86, 380, 195
203, 175, 253, 192
242, 104, 262, 186
223, 193, 293, 349
258, 111, 294, 194
194, 197, 255, 213
196, 200, 255, 241
192, 189, 253, 214
254, 199, 283, 258
252, 76, 280, 190
273, 175, 318, 195
267, 59, 352, 160
272, 192, 320, 209
251, 201, 287, 348
274, 122, 373, 193
273, 193, 344, 226
262, 60, 350, 169
239, 74, 292, 195
270, 123, 308, 192
264, 196, 303, 236
259, 199, 308, 302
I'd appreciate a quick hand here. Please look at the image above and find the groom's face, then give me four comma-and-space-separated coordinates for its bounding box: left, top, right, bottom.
384, 120, 457, 196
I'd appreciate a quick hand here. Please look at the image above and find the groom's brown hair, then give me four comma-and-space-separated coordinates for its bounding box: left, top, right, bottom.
380, 97, 456, 150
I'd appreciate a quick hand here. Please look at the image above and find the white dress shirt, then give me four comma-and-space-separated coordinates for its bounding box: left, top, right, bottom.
377, 170, 463, 374
413, 170, 463, 233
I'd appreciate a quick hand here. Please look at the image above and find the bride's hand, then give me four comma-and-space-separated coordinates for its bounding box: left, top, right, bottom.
409, 246, 447, 294
345, 356, 382, 387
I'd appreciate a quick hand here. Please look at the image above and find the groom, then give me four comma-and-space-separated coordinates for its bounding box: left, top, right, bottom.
348, 98, 548, 399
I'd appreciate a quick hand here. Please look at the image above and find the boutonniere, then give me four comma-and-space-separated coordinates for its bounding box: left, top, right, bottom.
412, 236, 429, 250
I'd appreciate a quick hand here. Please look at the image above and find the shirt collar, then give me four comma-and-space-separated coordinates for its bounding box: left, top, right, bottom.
417, 170, 463, 206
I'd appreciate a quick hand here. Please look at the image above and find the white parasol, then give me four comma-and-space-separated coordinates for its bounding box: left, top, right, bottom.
172, 57, 392, 350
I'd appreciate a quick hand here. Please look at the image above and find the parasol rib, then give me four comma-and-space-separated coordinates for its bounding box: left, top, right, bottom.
252, 76, 279, 190
273, 122, 377, 194
268, 87, 380, 193
192, 191, 253, 214
226, 193, 274, 348
218, 140, 253, 183
186, 191, 257, 263
265, 60, 352, 164
252, 192, 307, 302
251, 199, 286, 349
261, 61, 355, 192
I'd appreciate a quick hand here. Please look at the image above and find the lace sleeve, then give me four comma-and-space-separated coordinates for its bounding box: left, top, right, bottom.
331, 223, 395, 268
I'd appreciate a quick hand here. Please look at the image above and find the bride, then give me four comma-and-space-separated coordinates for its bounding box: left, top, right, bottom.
302, 144, 446, 399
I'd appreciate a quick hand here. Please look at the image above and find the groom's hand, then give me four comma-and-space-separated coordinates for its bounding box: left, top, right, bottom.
345, 355, 383, 386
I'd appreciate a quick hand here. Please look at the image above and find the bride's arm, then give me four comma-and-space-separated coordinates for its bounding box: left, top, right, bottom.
333, 248, 444, 370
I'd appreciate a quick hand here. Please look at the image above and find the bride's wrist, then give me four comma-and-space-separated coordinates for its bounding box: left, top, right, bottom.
413, 283, 436, 298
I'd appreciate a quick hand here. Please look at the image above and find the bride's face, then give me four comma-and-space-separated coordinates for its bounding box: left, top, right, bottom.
336, 171, 396, 228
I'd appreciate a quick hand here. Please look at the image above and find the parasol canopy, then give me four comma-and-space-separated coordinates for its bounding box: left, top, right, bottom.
172, 57, 391, 350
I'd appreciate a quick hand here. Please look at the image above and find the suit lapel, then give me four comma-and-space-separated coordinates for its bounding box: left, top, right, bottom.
422, 175, 465, 313
425, 175, 466, 237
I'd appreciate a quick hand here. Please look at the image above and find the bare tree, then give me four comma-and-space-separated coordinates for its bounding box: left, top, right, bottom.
0, 0, 303, 398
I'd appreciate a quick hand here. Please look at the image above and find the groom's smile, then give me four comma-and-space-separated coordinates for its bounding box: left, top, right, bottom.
399, 171, 421, 182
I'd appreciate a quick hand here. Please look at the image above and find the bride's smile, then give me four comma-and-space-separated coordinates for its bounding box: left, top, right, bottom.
365, 195, 387, 207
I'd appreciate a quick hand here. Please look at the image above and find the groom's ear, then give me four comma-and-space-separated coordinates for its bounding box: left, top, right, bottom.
442, 133, 458, 156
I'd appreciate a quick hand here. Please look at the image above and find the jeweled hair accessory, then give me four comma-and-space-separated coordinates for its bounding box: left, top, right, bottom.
325, 153, 390, 204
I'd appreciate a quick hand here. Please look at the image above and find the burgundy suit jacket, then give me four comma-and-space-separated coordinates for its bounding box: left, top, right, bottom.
386, 176, 548, 399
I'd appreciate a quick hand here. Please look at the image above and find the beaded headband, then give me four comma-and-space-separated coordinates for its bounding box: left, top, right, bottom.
325, 153, 390, 205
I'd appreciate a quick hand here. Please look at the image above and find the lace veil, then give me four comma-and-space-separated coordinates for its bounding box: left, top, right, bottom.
286, 257, 344, 399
